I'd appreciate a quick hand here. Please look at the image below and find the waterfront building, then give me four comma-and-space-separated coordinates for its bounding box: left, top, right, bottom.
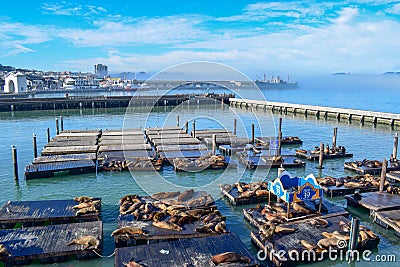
94, 64, 108, 78
3, 72, 28, 93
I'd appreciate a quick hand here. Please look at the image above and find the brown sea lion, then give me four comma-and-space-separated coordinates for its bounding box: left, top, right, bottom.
152, 221, 182, 231
186, 209, 205, 219
332, 231, 350, 241
260, 224, 276, 240
121, 202, 142, 215
144, 203, 154, 214
152, 191, 180, 200
177, 189, 195, 202
73, 202, 93, 209
177, 215, 196, 226
76, 205, 98, 216
67, 235, 99, 250
338, 221, 351, 232
187, 196, 206, 207
235, 183, 244, 193
123, 260, 143, 267
74, 196, 93, 203
195, 225, 213, 233
317, 237, 339, 248
119, 195, 136, 205
292, 203, 311, 214
300, 240, 316, 250
240, 191, 256, 198
309, 218, 329, 227
169, 215, 179, 224
256, 190, 269, 196
211, 252, 251, 265
359, 231, 369, 244
0, 244, 11, 257
215, 221, 228, 233
111, 226, 145, 237
275, 226, 296, 234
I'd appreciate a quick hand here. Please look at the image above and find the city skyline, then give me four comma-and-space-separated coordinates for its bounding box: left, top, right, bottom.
1, 1, 400, 77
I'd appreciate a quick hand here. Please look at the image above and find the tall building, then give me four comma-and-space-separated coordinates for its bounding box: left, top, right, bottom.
94, 64, 108, 78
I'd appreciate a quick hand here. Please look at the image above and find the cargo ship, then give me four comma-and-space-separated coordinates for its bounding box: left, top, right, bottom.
255, 74, 298, 89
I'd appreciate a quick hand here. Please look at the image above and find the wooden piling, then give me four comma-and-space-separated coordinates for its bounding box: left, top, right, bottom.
393, 133, 398, 160
55, 118, 59, 135
46, 128, 50, 143
233, 118, 237, 135
60, 116, 64, 131
192, 121, 196, 138
185, 121, 188, 134
212, 134, 217, 155
348, 217, 360, 259
278, 118, 282, 156
176, 116, 180, 127
12, 146, 18, 180
318, 142, 324, 169
33, 134, 37, 159
251, 123, 255, 144
332, 127, 338, 149
380, 159, 387, 192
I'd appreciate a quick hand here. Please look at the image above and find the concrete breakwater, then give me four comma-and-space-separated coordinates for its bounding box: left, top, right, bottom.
0, 93, 234, 112
230, 98, 400, 127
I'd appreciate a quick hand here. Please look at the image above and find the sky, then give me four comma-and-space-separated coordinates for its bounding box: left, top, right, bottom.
1, 0, 400, 77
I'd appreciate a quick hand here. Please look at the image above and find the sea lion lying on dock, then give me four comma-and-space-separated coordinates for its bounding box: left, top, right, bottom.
151, 191, 180, 200
111, 226, 145, 237
76, 205, 99, 216
67, 235, 99, 250
275, 225, 296, 234
74, 196, 93, 203
211, 252, 251, 265
123, 260, 144, 267
177, 189, 195, 202
73, 200, 101, 210
317, 237, 339, 248
152, 221, 182, 231
0, 244, 11, 257
260, 224, 276, 241
292, 202, 311, 215
308, 218, 329, 227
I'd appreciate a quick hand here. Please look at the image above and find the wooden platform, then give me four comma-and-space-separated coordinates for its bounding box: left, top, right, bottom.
296, 149, 353, 161
41, 145, 99, 156
25, 160, 96, 179
374, 209, 400, 237
159, 150, 211, 161
33, 153, 97, 164
97, 150, 156, 161
173, 156, 236, 172
344, 160, 400, 175
219, 144, 254, 155
203, 136, 250, 146
156, 144, 207, 152
255, 136, 303, 146
250, 215, 379, 267
346, 191, 400, 212
387, 171, 400, 182
114, 234, 259, 267
0, 199, 101, 228
219, 182, 270, 206
319, 175, 381, 197
0, 221, 102, 264
98, 144, 151, 153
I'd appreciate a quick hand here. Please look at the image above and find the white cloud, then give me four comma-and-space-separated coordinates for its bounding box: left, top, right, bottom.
385, 3, 400, 14
42, 2, 107, 16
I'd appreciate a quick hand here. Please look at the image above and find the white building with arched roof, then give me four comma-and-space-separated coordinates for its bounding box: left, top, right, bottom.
4, 72, 28, 93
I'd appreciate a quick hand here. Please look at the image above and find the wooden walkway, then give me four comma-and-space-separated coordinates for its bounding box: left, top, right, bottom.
0, 199, 101, 228
0, 221, 102, 264
230, 98, 400, 127
114, 234, 259, 267
374, 209, 400, 237
346, 191, 400, 212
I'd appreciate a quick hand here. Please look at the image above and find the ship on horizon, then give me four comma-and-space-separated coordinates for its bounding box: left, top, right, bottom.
255, 74, 298, 89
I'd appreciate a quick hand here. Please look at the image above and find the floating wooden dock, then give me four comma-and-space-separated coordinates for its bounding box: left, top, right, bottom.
373, 209, 400, 237
318, 175, 381, 197
255, 136, 303, 146
173, 156, 236, 172
219, 182, 270, 205
0, 221, 102, 265
114, 233, 259, 267
239, 155, 305, 169
0, 199, 101, 228
156, 144, 207, 152
387, 171, 400, 182
250, 215, 379, 267
344, 160, 400, 174
229, 98, 400, 127
346, 191, 400, 212
25, 160, 96, 179
296, 149, 353, 161
159, 150, 211, 161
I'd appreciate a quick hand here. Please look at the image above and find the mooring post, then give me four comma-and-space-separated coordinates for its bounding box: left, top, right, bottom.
332, 127, 338, 149
212, 134, 217, 155
176, 116, 180, 127
348, 217, 360, 260
33, 134, 37, 159
192, 120, 196, 138
12, 145, 18, 180
233, 118, 237, 136
393, 133, 398, 160
251, 123, 255, 144
318, 142, 324, 169
60, 116, 64, 132
46, 128, 50, 143
278, 118, 282, 156
55, 118, 59, 135
380, 158, 387, 192
185, 121, 188, 134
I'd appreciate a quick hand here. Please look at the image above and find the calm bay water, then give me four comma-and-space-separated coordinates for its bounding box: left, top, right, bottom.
1, 78, 400, 266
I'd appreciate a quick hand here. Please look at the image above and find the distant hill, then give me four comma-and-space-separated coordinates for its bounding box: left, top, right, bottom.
382, 72, 400, 75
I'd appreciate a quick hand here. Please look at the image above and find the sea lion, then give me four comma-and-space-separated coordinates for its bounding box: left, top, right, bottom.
187, 196, 207, 207
119, 195, 136, 205
74, 196, 93, 203
292, 203, 311, 214
73, 202, 94, 209
309, 218, 329, 227
152, 221, 182, 231
274, 226, 296, 234
121, 202, 142, 215
111, 226, 145, 237
0, 244, 11, 257
152, 191, 180, 200
260, 224, 276, 240
235, 183, 244, 193
144, 203, 154, 214
317, 237, 339, 248
211, 252, 251, 265
67, 235, 99, 250
359, 230, 369, 244
256, 190, 269, 196
76, 205, 98, 216
195, 225, 213, 233
215, 221, 228, 233
177, 189, 195, 202
338, 221, 350, 232
363, 229, 377, 239
177, 215, 196, 226
169, 215, 180, 224
186, 209, 205, 219
332, 231, 350, 241
240, 191, 256, 198
123, 260, 144, 267
322, 232, 335, 238
300, 240, 316, 250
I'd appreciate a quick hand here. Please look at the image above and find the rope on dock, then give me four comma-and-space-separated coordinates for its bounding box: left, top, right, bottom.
92, 249, 115, 258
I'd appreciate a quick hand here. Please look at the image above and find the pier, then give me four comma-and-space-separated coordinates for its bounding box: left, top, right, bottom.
229, 98, 400, 127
